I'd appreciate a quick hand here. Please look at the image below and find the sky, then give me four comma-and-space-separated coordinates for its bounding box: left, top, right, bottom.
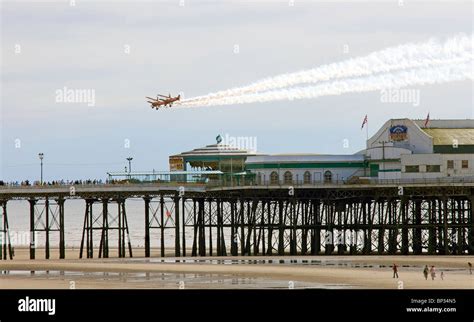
1, 0, 472, 182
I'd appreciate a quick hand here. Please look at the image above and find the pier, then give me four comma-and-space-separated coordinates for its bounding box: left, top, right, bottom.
0, 180, 473, 259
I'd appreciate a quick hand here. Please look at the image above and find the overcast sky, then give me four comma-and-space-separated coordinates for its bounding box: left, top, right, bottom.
1, 0, 472, 181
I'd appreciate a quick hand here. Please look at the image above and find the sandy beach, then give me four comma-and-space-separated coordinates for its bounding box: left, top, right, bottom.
0, 248, 472, 289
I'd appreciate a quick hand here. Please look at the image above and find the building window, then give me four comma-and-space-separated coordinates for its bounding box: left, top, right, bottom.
462, 160, 469, 169
283, 171, 293, 184
426, 165, 440, 173
270, 171, 279, 185
405, 165, 419, 173
303, 171, 311, 184
324, 170, 332, 183
447, 160, 454, 169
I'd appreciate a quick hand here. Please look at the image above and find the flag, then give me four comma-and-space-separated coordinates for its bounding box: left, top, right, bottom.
424, 112, 430, 127
361, 115, 368, 130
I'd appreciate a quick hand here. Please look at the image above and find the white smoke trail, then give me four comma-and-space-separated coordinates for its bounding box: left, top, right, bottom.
178, 63, 471, 107
179, 34, 473, 107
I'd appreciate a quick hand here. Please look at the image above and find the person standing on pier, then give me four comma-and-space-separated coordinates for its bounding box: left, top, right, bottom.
430, 265, 436, 280
423, 265, 429, 280
392, 263, 399, 278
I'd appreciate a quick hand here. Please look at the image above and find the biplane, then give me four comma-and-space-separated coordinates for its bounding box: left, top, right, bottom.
146, 93, 180, 109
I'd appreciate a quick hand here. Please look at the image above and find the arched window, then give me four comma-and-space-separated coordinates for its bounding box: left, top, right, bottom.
303, 171, 311, 184
324, 170, 332, 183
283, 171, 293, 184
270, 171, 279, 185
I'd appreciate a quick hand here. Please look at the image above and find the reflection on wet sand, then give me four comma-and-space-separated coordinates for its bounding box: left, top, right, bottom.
1, 255, 472, 289
1, 269, 350, 289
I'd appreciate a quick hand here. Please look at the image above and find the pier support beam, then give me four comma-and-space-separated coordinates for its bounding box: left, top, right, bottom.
99, 198, 109, 258
401, 198, 409, 255
208, 199, 213, 256
29, 199, 36, 259
144, 197, 150, 257
118, 199, 132, 258
28, 197, 65, 260
80, 198, 132, 259
160, 195, 165, 257
230, 200, 238, 256
216, 199, 222, 256
413, 199, 422, 255
442, 197, 449, 255
192, 199, 198, 256
174, 195, 180, 257
311, 199, 321, 255
58, 198, 65, 259
387, 199, 397, 254
199, 198, 206, 256
0, 200, 13, 260
182, 197, 187, 257
428, 199, 437, 255
80, 199, 95, 259
468, 193, 474, 254
278, 200, 284, 256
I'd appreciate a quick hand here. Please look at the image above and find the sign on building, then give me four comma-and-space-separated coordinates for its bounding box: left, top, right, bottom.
169, 156, 184, 171
389, 125, 408, 141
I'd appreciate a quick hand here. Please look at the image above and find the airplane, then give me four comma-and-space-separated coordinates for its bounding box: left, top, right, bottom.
146, 93, 181, 109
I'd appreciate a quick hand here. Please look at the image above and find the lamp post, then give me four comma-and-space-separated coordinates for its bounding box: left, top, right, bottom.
126, 157, 133, 179
38, 153, 44, 185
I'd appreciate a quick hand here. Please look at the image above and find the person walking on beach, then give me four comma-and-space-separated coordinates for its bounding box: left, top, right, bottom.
469, 262, 472, 275
440, 271, 444, 280
423, 265, 429, 280
430, 265, 436, 280
392, 263, 399, 278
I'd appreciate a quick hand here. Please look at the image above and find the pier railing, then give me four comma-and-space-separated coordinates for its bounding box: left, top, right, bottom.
206, 176, 474, 188
2, 176, 474, 192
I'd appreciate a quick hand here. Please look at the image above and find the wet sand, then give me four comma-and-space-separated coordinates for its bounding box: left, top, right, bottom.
1, 248, 473, 289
